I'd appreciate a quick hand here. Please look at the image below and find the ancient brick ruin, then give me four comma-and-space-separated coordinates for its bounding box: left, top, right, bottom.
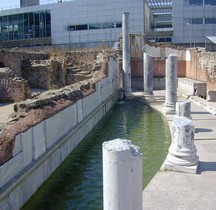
0, 49, 112, 102
0, 68, 31, 102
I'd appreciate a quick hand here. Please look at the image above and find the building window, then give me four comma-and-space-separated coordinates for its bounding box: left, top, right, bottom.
116, 22, 122, 28
101, 23, 115, 29
89, 23, 101, 30
69, 22, 122, 31
76, 24, 88, 31
205, 18, 216, 24
189, 0, 203, 6
0, 10, 51, 42
191, 18, 203, 24
205, 0, 216, 5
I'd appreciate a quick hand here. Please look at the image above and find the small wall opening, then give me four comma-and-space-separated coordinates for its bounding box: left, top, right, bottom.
0, 62, 5, 68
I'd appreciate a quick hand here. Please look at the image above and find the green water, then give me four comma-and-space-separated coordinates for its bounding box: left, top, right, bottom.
22, 100, 171, 210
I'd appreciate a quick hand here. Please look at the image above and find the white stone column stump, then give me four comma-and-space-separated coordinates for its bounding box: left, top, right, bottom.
176, 100, 191, 119
122, 12, 133, 99
163, 116, 199, 174
103, 139, 142, 210
162, 54, 177, 115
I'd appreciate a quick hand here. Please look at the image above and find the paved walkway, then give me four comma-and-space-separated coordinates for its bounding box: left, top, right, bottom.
140, 90, 216, 210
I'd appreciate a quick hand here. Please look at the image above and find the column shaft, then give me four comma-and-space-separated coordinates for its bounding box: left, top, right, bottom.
122, 12, 132, 95
143, 52, 153, 95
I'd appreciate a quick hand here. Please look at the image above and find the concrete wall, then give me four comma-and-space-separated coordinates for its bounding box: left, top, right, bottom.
0, 57, 119, 210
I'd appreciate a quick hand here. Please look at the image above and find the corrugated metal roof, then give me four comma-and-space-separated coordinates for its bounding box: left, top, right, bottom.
206, 36, 216, 44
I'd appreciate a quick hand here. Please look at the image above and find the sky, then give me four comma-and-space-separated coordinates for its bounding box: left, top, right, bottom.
0, 0, 59, 10
0, 0, 20, 9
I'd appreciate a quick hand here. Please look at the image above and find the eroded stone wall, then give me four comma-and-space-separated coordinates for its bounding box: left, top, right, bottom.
0, 49, 49, 77
0, 68, 31, 102
186, 49, 216, 91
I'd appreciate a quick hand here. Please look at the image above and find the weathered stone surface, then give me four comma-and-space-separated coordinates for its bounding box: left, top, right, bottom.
207, 90, 216, 102
122, 12, 132, 97
0, 68, 31, 102
103, 139, 142, 210
32, 121, 46, 160
176, 100, 191, 119
143, 53, 153, 95
163, 54, 177, 115
163, 116, 199, 174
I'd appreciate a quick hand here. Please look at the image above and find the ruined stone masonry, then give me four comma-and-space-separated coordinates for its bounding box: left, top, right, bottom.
0, 48, 116, 165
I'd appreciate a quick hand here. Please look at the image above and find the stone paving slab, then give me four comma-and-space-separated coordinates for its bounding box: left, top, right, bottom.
0, 103, 14, 124
141, 90, 216, 210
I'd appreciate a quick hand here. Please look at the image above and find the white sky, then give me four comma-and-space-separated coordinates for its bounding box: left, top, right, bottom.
0, 0, 20, 9
0, 0, 60, 10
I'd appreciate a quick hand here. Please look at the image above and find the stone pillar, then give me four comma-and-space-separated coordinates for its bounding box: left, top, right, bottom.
163, 116, 199, 174
122, 12, 133, 98
176, 100, 191, 119
163, 54, 177, 114
103, 139, 142, 210
143, 53, 153, 95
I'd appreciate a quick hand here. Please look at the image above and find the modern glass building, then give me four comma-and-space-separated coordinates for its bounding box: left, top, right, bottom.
0, 11, 51, 42
173, 0, 216, 46
20, 0, 39, 8
0, 0, 151, 48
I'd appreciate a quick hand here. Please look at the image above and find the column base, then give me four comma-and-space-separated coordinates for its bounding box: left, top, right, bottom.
162, 158, 199, 174
144, 93, 155, 102
162, 103, 176, 115
124, 92, 134, 99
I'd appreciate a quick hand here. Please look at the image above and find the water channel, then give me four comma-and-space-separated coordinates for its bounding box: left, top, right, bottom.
22, 99, 171, 210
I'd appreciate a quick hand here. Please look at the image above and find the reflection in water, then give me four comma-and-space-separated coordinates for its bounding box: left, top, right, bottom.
22, 100, 171, 210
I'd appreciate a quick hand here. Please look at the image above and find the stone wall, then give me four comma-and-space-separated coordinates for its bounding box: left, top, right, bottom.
186, 49, 216, 91
0, 50, 49, 77
132, 59, 186, 78
129, 34, 186, 89
21, 59, 65, 89
0, 56, 119, 210
0, 68, 31, 102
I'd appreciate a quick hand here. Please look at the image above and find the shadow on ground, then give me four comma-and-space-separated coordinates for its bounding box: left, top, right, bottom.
195, 128, 213, 133
197, 161, 216, 174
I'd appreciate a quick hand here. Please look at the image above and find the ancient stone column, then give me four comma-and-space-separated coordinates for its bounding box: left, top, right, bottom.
176, 100, 191, 119
163, 54, 177, 114
143, 52, 153, 95
122, 12, 133, 98
163, 116, 199, 174
103, 139, 142, 210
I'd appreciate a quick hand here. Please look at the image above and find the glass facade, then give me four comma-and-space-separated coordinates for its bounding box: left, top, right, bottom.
205, 0, 216, 5
0, 10, 51, 41
68, 22, 122, 31
189, 0, 203, 6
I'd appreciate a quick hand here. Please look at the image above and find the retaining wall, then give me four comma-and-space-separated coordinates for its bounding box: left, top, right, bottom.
0, 57, 120, 210
186, 50, 216, 92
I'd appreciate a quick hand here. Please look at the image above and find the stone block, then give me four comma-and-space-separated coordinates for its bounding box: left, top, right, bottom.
176, 100, 191, 119
46, 104, 77, 148
32, 121, 46, 160
13, 134, 22, 156
207, 90, 216, 102
0, 152, 25, 188
21, 128, 33, 166
82, 91, 99, 118
195, 85, 206, 98
100, 78, 111, 102
76, 99, 83, 123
